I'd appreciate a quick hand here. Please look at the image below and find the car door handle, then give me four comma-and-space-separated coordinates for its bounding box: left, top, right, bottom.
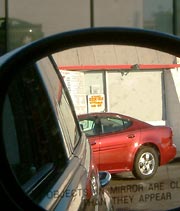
128, 134, 135, 138
90, 141, 96, 145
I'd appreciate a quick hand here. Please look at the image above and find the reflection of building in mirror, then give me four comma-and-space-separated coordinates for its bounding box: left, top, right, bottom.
53, 45, 180, 155
53, 45, 177, 118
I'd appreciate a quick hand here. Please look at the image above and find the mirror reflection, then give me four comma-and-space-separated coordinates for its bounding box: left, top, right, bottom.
3, 44, 180, 211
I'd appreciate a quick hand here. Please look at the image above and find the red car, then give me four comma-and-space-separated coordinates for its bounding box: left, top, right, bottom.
78, 112, 177, 180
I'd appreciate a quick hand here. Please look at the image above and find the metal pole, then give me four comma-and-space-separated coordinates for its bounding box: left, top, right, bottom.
5, 0, 8, 52
90, 0, 94, 27
173, 0, 177, 35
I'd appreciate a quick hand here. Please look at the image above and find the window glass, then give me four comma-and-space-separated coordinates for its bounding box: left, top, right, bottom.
0, 17, 6, 55
101, 117, 123, 133
123, 119, 132, 129
143, 0, 173, 33
1, 0, 178, 54
100, 117, 132, 134
4, 0, 89, 52
80, 119, 94, 131
7, 18, 44, 51
79, 116, 101, 136
0, 0, 6, 55
175, 0, 180, 35
57, 91, 80, 150
37, 57, 81, 152
79, 119, 96, 136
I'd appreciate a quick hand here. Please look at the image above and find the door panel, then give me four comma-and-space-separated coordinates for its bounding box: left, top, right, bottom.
89, 136, 100, 169
99, 131, 140, 172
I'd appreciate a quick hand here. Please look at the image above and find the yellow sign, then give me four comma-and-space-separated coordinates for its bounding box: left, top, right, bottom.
87, 94, 105, 112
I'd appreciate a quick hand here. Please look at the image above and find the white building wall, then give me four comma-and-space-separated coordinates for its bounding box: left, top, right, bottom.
164, 64, 180, 150
107, 70, 164, 121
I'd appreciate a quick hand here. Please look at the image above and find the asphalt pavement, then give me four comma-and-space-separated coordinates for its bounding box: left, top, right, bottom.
105, 154, 180, 211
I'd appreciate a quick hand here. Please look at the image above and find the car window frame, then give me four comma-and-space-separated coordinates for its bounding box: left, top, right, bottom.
99, 115, 132, 135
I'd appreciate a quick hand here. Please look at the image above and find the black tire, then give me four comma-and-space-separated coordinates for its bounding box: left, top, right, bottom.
132, 146, 159, 180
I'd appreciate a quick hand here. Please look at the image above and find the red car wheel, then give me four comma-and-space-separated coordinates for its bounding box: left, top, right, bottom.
133, 146, 159, 180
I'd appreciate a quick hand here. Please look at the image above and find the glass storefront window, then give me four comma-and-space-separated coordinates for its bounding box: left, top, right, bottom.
143, 0, 173, 33
0, 0, 6, 55
174, 0, 180, 36
0, 0, 179, 54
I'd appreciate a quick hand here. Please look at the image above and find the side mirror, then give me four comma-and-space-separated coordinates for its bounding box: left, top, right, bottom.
0, 27, 180, 211
99, 171, 111, 188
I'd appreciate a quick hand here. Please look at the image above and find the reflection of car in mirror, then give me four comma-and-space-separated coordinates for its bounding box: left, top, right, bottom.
78, 112, 177, 180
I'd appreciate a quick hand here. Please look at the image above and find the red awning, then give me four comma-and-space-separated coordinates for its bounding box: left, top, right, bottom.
59, 64, 180, 71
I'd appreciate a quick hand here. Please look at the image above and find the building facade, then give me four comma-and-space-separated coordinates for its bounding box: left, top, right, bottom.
0, 0, 180, 55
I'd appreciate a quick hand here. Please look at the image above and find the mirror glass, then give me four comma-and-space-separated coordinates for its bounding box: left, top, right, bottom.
53, 45, 180, 210
3, 44, 180, 211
